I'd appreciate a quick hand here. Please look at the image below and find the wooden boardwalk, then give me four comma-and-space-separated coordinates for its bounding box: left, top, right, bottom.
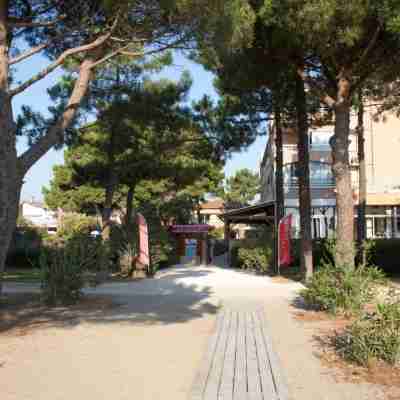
190, 309, 289, 400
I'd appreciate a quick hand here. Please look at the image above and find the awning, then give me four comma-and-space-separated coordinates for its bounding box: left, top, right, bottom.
220, 201, 275, 225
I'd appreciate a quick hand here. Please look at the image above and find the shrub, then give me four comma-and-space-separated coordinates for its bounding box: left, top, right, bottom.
40, 235, 107, 306
335, 301, 400, 366
209, 227, 224, 240
237, 246, 272, 273
57, 213, 99, 240
301, 264, 387, 315
6, 220, 44, 268
109, 224, 137, 274
368, 239, 400, 275
291, 238, 338, 269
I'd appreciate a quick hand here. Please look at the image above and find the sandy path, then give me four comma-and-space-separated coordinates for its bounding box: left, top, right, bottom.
1, 265, 397, 399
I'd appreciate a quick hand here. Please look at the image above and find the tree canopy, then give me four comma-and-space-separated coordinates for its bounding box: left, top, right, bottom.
224, 168, 260, 208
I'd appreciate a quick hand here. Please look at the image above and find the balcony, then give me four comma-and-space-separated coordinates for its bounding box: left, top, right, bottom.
310, 143, 331, 152
284, 177, 335, 188
283, 161, 335, 188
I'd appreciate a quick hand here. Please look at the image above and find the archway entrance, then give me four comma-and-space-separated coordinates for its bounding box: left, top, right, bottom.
170, 224, 214, 265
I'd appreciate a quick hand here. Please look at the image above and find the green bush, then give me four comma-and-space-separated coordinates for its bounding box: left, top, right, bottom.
291, 238, 337, 269
335, 301, 400, 366
291, 238, 400, 274
6, 220, 45, 268
57, 213, 99, 239
209, 227, 225, 240
368, 239, 400, 275
109, 224, 137, 274
237, 246, 272, 273
301, 264, 387, 315
40, 235, 107, 306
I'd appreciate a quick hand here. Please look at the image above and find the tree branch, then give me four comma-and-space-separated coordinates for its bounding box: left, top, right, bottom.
9, 16, 120, 97
91, 35, 190, 71
297, 67, 337, 109
8, 16, 65, 28
9, 42, 49, 65
356, 24, 382, 74
18, 58, 95, 175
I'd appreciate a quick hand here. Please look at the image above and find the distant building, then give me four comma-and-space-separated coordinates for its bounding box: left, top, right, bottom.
21, 202, 58, 234
198, 198, 251, 239
260, 105, 400, 239
198, 199, 225, 228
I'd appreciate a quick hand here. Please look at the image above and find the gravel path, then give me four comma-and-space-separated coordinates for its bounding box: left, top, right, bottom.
1, 265, 395, 399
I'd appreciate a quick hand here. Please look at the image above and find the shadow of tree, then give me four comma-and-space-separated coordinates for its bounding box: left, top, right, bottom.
290, 294, 321, 312
1, 267, 219, 334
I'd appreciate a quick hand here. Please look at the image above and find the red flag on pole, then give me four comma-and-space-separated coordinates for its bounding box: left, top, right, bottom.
278, 214, 293, 267
137, 213, 150, 267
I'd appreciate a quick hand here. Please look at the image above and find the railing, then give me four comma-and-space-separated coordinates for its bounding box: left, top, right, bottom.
283, 143, 332, 151
284, 177, 335, 188
310, 143, 331, 151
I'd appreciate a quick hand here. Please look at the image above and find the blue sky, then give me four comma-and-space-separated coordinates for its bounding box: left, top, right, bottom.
15, 52, 268, 202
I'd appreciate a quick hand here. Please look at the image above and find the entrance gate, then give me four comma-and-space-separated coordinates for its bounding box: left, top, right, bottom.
170, 224, 214, 265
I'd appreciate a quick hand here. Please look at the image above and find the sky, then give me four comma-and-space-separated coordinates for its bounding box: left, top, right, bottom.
15, 51, 268, 202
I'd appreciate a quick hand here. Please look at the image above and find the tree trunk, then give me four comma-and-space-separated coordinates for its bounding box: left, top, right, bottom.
273, 103, 284, 275
274, 104, 284, 223
101, 171, 118, 241
125, 185, 135, 226
356, 93, 367, 264
332, 102, 355, 268
0, 149, 22, 297
295, 75, 313, 281
0, 1, 106, 291
0, 3, 22, 296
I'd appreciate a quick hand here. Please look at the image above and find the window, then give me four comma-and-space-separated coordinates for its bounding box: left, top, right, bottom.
283, 161, 334, 187
310, 161, 334, 186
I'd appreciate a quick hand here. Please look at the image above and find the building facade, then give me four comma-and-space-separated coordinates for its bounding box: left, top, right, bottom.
21, 202, 58, 234
260, 106, 400, 239
198, 198, 252, 239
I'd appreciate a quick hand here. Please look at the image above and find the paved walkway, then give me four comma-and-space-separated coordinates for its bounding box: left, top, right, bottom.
1, 265, 301, 400
190, 309, 288, 400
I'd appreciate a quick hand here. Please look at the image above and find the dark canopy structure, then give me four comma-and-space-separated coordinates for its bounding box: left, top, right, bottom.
220, 200, 278, 271
220, 201, 275, 225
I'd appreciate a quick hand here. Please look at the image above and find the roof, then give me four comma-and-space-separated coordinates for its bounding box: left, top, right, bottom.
199, 199, 224, 210
221, 201, 275, 224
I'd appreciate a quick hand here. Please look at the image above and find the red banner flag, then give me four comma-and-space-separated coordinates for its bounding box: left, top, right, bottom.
278, 214, 293, 267
137, 213, 150, 267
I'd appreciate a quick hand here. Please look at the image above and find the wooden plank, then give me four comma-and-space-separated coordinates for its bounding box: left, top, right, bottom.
218, 311, 238, 400
251, 312, 278, 400
203, 310, 232, 399
246, 313, 263, 400
189, 310, 225, 400
233, 312, 248, 400
257, 310, 290, 400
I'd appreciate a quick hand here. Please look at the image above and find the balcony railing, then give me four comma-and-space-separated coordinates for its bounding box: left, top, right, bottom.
310, 143, 331, 151
284, 177, 335, 188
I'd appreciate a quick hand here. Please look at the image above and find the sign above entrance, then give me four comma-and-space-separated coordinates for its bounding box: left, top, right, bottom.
170, 224, 213, 234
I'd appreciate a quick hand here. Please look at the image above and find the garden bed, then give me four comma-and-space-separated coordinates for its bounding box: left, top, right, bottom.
292, 303, 400, 399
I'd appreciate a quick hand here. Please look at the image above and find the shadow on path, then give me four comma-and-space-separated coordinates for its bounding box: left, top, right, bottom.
1, 266, 219, 334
